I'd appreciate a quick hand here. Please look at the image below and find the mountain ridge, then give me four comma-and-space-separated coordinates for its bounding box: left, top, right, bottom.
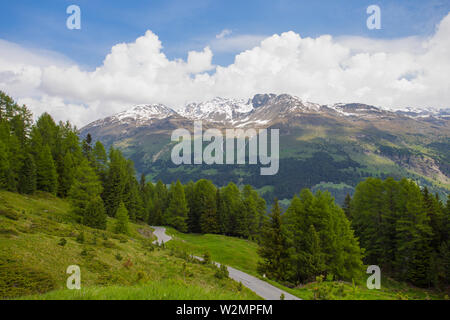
82, 93, 450, 131
80, 93, 450, 205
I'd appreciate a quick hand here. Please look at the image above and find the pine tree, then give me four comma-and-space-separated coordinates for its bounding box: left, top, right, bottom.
91, 140, 108, 181
165, 180, 189, 232
151, 180, 168, 225
257, 199, 290, 281
82, 133, 93, 161
0, 140, 10, 189
83, 196, 107, 230
114, 202, 129, 234
343, 193, 352, 219
57, 152, 75, 197
220, 182, 242, 236
68, 159, 103, 218
18, 153, 36, 194
196, 179, 219, 234
35, 144, 58, 194
103, 148, 127, 216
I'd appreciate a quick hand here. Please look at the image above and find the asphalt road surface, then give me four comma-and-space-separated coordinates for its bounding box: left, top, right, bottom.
151, 226, 301, 300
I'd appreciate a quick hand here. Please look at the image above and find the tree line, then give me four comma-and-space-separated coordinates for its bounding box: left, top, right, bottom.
1, 91, 448, 288
0, 91, 267, 239
257, 177, 449, 289
257, 191, 363, 285
348, 177, 450, 288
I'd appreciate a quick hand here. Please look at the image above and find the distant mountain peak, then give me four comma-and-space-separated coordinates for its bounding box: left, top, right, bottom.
179, 97, 254, 122
113, 104, 176, 122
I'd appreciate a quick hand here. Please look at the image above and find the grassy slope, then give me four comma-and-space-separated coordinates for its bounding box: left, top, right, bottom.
166, 228, 448, 300
0, 191, 259, 300
166, 227, 260, 276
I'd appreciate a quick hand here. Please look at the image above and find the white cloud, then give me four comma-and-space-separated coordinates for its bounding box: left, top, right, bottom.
1, 14, 450, 127
216, 29, 232, 39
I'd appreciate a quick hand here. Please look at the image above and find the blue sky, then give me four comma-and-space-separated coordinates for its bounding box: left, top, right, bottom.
1, 1, 449, 125
1, 0, 450, 68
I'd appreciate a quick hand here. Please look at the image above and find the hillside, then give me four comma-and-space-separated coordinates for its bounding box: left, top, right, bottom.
165, 228, 448, 300
80, 94, 450, 205
0, 190, 259, 300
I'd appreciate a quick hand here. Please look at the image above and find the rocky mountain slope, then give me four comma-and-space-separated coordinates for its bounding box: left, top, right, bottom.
80, 94, 450, 204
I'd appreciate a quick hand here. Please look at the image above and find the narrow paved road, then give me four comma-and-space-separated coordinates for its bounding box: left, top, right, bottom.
151, 226, 300, 300
151, 226, 172, 245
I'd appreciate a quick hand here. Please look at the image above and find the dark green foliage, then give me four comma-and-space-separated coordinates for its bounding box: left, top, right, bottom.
76, 232, 85, 243
0, 262, 55, 299
257, 199, 290, 281
202, 252, 211, 265
35, 144, 58, 194
150, 180, 168, 225
196, 179, 219, 234
83, 196, 107, 230
351, 177, 449, 288
68, 159, 103, 218
18, 153, 37, 194
114, 202, 129, 234
164, 180, 189, 232
215, 264, 229, 279
343, 193, 351, 219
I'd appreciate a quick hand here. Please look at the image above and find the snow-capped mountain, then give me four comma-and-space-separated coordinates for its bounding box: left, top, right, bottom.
81, 94, 449, 132
179, 97, 254, 122
112, 104, 176, 123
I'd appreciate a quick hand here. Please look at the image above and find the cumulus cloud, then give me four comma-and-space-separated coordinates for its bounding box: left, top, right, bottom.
1, 14, 450, 127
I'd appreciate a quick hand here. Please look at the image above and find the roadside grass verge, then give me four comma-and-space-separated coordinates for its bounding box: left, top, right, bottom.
21, 279, 259, 300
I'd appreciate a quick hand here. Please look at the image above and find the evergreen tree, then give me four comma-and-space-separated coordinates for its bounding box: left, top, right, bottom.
220, 182, 242, 236
83, 196, 107, 230
57, 152, 75, 197
165, 180, 189, 232
82, 133, 93, 161
103, 148, 127, 216
257, 199, 290, 281
91, 140, 108, 181
68, 159, 103, 218
114, 202, 129, 234
196, 179, 219, 234
343, 193, 352, 219
151, 180, 168, 225
0, 140, 10, 189
18, 153, 36, 194
35, 144, 58, 194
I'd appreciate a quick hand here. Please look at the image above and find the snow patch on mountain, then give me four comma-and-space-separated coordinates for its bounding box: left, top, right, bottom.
179, 97, 254, 121
113, 104, 176, 122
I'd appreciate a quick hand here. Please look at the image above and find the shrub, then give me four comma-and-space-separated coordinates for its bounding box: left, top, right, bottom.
58, 238, 67, 246
215, 264, 229, 279
202, 252, 211, 265
103, 240, 116, 249
76, 232, 85, 244
0, 263, 55, 298
123, 258, 133, 269
0, 208, 20, 221
115, 253, 123, 261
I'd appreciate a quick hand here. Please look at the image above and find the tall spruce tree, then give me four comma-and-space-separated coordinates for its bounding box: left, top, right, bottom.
35, 144, 58, 194
83, 196, 107, 230
18, 153, 36, 194
68, 159, 103, 218
114, 202, 129, 234
257, 199, 290, 281
196, 179, 219, 234
165, 180, 189, 232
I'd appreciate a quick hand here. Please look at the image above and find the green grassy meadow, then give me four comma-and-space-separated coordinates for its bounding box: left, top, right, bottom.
0, 190, 259, 300
166, 227, 449, 300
